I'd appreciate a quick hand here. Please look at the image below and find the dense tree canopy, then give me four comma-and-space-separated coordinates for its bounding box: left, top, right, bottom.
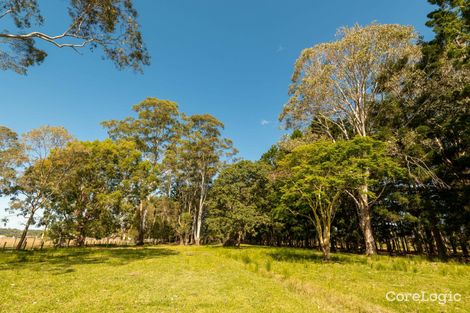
45, 139, 150, 246
207, 161, 270, 247
278, 137, 401, 260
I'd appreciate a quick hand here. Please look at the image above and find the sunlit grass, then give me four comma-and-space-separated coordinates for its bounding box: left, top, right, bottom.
0, 245, 468, 312
212, 246, 469, 313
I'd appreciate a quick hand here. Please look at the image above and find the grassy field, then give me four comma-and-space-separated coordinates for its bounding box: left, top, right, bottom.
0, 245, 468, 313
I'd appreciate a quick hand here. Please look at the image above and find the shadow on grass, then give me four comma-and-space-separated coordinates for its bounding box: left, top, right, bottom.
209, 244, 352, 263
267, 249, 347, 264
0, 247, 179, 275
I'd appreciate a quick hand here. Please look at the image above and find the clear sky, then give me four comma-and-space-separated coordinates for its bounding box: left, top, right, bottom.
1, 0, 434, 229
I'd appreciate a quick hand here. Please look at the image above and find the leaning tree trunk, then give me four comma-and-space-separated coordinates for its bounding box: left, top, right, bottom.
357, 181, 377, 256
16, 211, 35, 250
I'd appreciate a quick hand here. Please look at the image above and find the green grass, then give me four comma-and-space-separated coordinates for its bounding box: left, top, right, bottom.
0, 246, 468, 312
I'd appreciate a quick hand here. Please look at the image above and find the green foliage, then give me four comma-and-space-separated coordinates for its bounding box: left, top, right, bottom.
175, 113, 236, 245
368, 0, 470, 259
1, 1, 468, 262
424, 0, 470, 66
0, 0, 150, 74
277, 137, 402, 259
45, 139, 152, 245
102, 98, 181, 163
0, 125, 23, 196
207, 161, 270, 246
281, 23, 420, 138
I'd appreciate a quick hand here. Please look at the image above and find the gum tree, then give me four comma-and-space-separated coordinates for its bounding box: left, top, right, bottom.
8, 125, 73, 250
280, 23, 420, 255
175, 114, 236, 245
46, 139, 150, 246
0, 0, 150, 74
102, 98, 180, 245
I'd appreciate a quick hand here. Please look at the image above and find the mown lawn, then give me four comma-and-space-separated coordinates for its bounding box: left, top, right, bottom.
0, 245, 468, 313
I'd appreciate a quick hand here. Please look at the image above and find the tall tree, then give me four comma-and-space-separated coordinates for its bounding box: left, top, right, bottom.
7, 125, 73, 249
207, 161, 269, 247
280, 23, 420, 255
377, 0, 470, 259
424, 0, 469, 66
0, 0, 150, 74
176, 114, 236, 245
102, 97, 180, 245
46, 139, 149, 246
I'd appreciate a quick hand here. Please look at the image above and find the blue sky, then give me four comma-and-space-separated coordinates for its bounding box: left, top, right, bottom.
1, 0, 434, 228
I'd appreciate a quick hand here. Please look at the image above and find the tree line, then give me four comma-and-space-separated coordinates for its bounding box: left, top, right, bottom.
0, 100, 236, 249
0, 0, 468, 261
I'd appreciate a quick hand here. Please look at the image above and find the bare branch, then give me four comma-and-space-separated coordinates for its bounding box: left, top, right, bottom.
0, 8, 12, 19
0, 31, 97, 49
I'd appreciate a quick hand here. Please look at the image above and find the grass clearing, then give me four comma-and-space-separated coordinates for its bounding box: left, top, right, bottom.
0, 245, 468, 312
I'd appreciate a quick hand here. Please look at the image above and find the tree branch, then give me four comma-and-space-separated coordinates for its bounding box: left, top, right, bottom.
0, 31, 97, 49
0, 8, 12, 19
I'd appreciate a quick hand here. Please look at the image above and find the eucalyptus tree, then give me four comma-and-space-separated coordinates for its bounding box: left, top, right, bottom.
160, 143, 193, 244
46, 139, 149, 246
7, 125, 73, 249
102, 98, 180, 245
0, 0, 150, 74
175, 114, 236, 245
280, 23, 420, 255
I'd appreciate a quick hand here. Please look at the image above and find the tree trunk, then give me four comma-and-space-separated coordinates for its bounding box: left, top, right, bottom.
413, 230, 424, 254
431, 216, 447, 260
319, 231, 331, 261
431, 223, 448, 260
194, 210, 203, 245
450, 237, 458, 255
236, 231, 243, 248
16, 211, 35, 250
192, 209, 198, 245
136, 201, 146, 246
76, 229, 86, 247
194, 178, 206, 246
459, 228, 469, 257
357, 182, 377, 255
